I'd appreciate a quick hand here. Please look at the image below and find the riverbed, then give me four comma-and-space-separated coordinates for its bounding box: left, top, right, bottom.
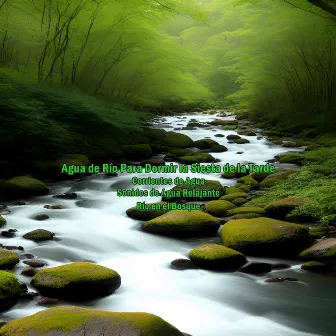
1, 112, 335, 336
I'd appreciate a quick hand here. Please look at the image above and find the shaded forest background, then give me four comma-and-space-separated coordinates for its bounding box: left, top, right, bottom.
0, 0, 336, 165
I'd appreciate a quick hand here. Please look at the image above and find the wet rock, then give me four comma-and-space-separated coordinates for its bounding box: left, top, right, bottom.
171, 258, 198, 270
284, 277, 298, 282
1, 231, 15, 238
236, 151, 244, 154
44, 204, 66, 210
20, 253, 35, 259
0, 249, 20, 269
257, 136, 263, 140
301, 261, 334, 273
104, 172, 118, 177
12, 201, 26, 206
53, 192, 77, 200
239, 262, 272, 274
0, 204, 7, 211
8, 229, 17, 233
299, 238, 336, 262
23, 229, 55, 241
1, 245, 24, 251
271, 263, 291, 270
0, 271, 23, 312
23, 260, 47, 268
19, 291, 39, 300
34, 214, 50, 221
214, 134, 225, 137
264, 277, 285, 283
21, 267, 38, 277
20, 283, 28, 293
37, 297, 59, 306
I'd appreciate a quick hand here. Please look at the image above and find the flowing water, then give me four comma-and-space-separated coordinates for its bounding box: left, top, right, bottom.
1, 113, 335, 336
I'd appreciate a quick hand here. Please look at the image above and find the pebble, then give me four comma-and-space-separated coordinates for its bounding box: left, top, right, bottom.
34, 214, 50, 221
21, 268, 38, 277
20, 253, 35, 259
1, 231, 15, 238
23, 260, 47, 268
36, 297, 59, 305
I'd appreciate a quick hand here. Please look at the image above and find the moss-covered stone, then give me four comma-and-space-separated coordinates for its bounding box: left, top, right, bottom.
233, 213, 262, 219
309, 227, 336, 239
278, 153, 305, 165
250, 171, 274, 182
31, 262, 121, 301
161, 132, 194, 148
225, 186, 244, 194
220, 192, 250, 202
204, 200, 236, 217
143, 210, 220, 237
162, 180, 225, 201
210, 144, 228, 152
239, 261, 272, 274
120, 144, 152, 159
0, 216, 6, 228
260, 170, 296, 188
221, 167, 249, 179
314, 132, 336, 147
0, 250, 19, 270
299, 238, 336, 262
234, 138, 250, 144
226, 134, 241, 140
178, 153, 217, 164
0, 306, 185, 336
237, 176, 259, 189
0, 176, 49, 200
301, 261, 333, 273
167, 148, 194, 157
188, 243, 246, 270
210, 119, 238, 126
231, 197, 248, 206
126, 202, 170, 220
227, 206, 266, 216
235, 183, 251, 192
238, 129, 256, 136
193, 139, 219, 149
0, 271, 23, 312
23, 229, 55, 242
220, 217, 311, 257
265, 197, 307, 220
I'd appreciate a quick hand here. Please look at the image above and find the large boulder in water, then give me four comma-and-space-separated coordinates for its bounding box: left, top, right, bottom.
299, 238, 336, 262
126, 202, 170, 220
0, 250, 19, 270
204, 200, 236, 217
0, 271, 23, 312
31, 262, 121, 301
193, 139, 219, 149
0, 306, 185, 336
189, 244, 246, 270
220, 217, 311, 257
0, 176, 48, 200
161, 132, 193, 148
143, 210, 221, 237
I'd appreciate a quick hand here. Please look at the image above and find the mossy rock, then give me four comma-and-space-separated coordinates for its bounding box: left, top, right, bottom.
220, 192, 250, 202
0, 250, 19, 270
233, 213, 262, 219
178, 153, 217, 164
238, 129, 256, 136
189, 244, 246, 271
210, 119, 238, 126
235, 183, 251, 192
309, 226, 336, 239
236, 176, 259, 189
239, 261, 272, 274
260, 170, 296, 188
23, 229, 55, 242
0, 305, 185, 336
0, 271, 23, 312
31, 262, 121, 301
167, 148, 194, 157
221, 167, 249, 179
220, 125, 237, 131
231, 197, 248, 206
146, 128, 168, 140
0, 216, 6, 228
210, 144, 228, 152
162, 180, 225, 202
228, 206, 265, 216
0, 176, 49, 200
225, 186, 244, 194
142, 210, 221, 237
314, 132, 336, 147
204, 200, 236, 217
234, 138, 250, 144
301, 261, 333, 273
193, 139, 219, 149
120, 144, 152, 159
264, 197, 307, 220
250, 171, 274, 182
226, 134, 241, 140
299, 238, 336, 262
278, 153, 305, 165
161, 132, 194, 148
126, 202, 170, 220
220, 217, 311, 257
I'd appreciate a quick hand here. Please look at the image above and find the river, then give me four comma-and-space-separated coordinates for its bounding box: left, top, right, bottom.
1, 112, 335, 336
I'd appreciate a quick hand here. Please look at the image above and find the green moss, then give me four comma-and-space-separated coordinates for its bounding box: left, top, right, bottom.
231, 197, 248, 206
250, 171, 274, 182
167, 148, 193, 157
23, 229, 54, 241
220, 192, 250, 202
234, 138, 250, 144
211, 119, 238, 126
237, 129, 256, 136
228, 206, 265, 215
278, 153, 305, 165
210, 144, 228, 152
188, 243, 246, 270
220, 217, 311, 257
260, 170, 296, 188
0, 306, 184, 336
235, 183, 251, 192
226, 134, 241, 140
314, 132, 336, 147
299, 238, 336, 261
0, 176, 49, 200
143, 210, 220, 237
204, 200, 236, 217
0, 250, 19, 270
178, 153, 216, 164
161, 132, 193, 148
233, 213, 262, 219
237, 176, 259, 189
126, 202, 170, 220
0, 215, 6, 227
120, 144, 152, 159
221, 167, 249, 179
0, 271, 22, 301
193, 139, 218, 149
264, 197, 307, 220
225, 186, 243, 194
301, 261, 333, 272
220, 125, 237, 131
